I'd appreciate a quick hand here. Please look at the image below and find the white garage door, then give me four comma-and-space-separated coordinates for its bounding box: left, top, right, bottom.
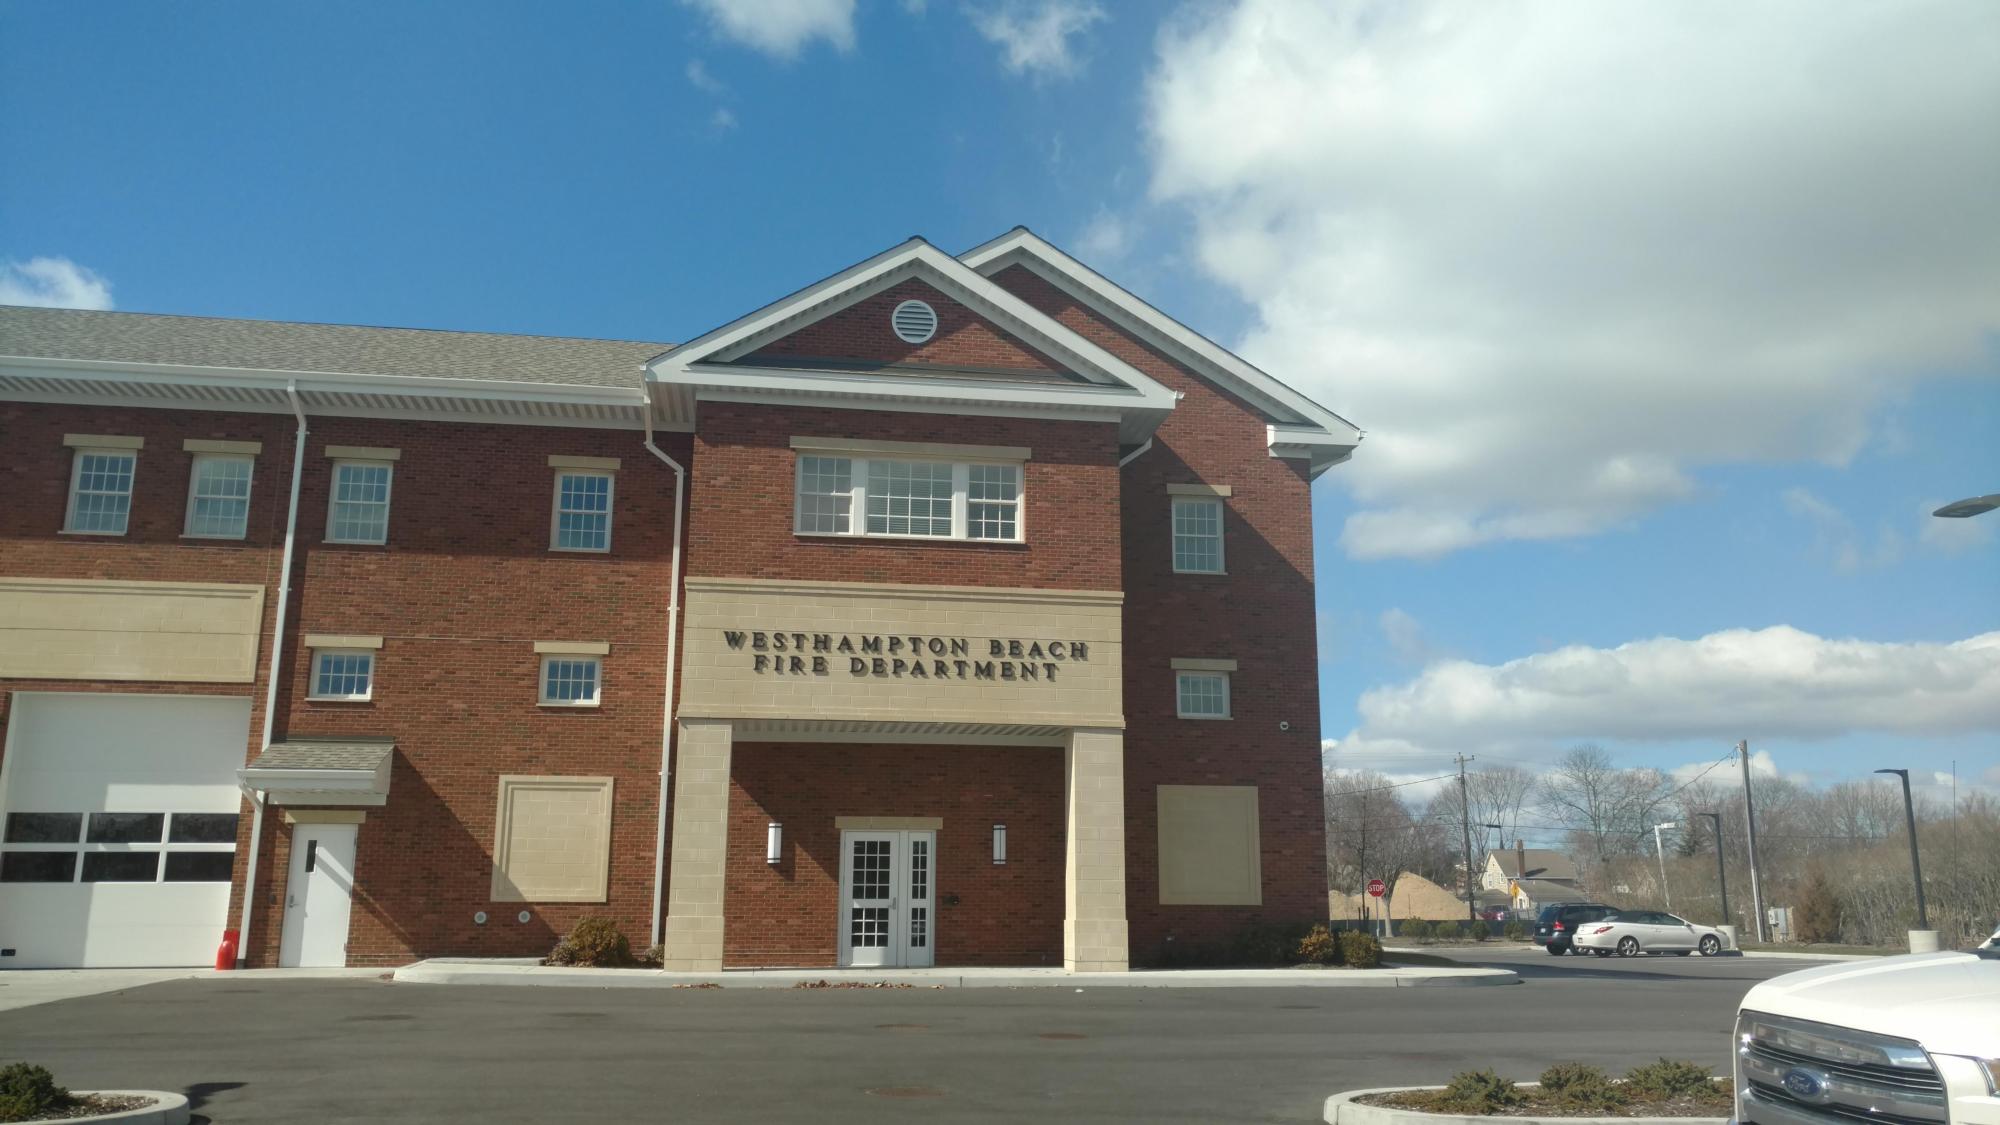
0, 693, 251, 968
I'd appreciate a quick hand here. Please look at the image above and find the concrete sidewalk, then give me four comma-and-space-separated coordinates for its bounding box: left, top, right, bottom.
392, 958, 1519, 989
0, 967, 379, 1013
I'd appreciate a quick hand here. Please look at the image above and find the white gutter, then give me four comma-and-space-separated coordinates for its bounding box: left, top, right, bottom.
236, 380, 308, 966
1117, 438, 1153, 468
640, 380, 688, 948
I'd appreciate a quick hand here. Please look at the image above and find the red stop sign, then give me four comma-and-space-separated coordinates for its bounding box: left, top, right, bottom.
1367, 879, 1387, 898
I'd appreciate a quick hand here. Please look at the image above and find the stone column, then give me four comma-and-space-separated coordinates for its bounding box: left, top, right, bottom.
660, 718, 733, 972
1064, 727, 1129, 972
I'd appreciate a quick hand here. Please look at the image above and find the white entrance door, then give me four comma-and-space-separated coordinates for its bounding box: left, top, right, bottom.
279, 824, 357, 967
838, 830, 935, 968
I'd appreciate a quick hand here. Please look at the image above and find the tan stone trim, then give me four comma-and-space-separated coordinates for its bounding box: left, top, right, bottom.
790, 436, 1031, 462
63, 433, 144, 450
548, 455, 621, 471
0, 578, 266, 683
834, 816, 944, 830
324, 445, 400, 461
184, 439, 263, 455
491, 775, 614, 903
305, 634, 384, 650
283, 809, 368, 825
683, 574, 1122, 607
534, 640, 610, 655
1156, 785, 1262, 906
1166, 483, 1232, 497
1170, 657, 1238, 672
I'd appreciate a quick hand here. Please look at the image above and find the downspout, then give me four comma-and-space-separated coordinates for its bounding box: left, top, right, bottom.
237, 380, 308, 966
641, 380, 687, 948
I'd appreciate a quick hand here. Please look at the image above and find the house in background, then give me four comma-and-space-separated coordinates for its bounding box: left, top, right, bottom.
1509, 877, 1590, 914
1481, 841, 1579, 892
1330, 872, 1513, 923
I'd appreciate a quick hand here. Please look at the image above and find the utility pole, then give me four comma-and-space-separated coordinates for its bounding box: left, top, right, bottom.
1874, 768, 1929, 932
1697, 811, 1728, 923
1457, 754, 1477, 926
1739, 741, 1767, 943
1653, 822, 1678, 911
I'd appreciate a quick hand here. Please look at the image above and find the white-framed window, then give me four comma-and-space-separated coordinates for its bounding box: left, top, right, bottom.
794, 456, 1024, 542
1172, 497, 1224, 573
309, 649, 375, 701
1176, 671, 1231, 719
539, 656, 601, 707
184, 455, 254, 539
65, 449, 138, 535
551, 471, 614, 552
326, 460, 393, 544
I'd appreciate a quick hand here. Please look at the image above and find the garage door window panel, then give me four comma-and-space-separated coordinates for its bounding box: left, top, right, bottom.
87, 812, 164, 843
0, 852, 78, 883
163, 852, 235, 882
4, 812, 82, 843
82, 852, 161, 883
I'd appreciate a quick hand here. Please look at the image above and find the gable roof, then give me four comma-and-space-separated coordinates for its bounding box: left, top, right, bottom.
958, 227, 1363, 476
1488, 849, 1580, 882
1511, 877, 1588, 902
645, 238, 1180, 444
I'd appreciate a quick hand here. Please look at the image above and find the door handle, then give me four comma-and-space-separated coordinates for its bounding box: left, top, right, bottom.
287, 895, 297, 907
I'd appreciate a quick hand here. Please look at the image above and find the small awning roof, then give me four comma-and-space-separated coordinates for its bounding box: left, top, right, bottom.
239, 738, 394, 806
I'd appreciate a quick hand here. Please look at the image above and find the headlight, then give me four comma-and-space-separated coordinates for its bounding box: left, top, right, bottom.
1979, 1058, 2000, 1096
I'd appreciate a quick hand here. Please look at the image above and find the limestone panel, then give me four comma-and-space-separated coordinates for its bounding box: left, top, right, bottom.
679, 577, 1123, 728
0, 577, 265, 683
490, 776, 614, 903
1156, 785, 1263, 906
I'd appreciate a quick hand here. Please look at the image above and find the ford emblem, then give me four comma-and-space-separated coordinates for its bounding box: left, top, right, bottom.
1781, 1067, 1830, 1101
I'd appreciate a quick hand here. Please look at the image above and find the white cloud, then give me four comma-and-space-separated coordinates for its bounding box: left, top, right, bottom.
681, 0, 855, 58
1781, 487, 1904, 572
1073, 208, 1131, 264
1379, 607, 1432, 665
969, 0, 1107, 79
1344, 628, 2000, 761
0, 257, 113, 310
1145, 0, 2000, 560
901, 0, 928, 12
711, 107, 739, 131
685, 59, 727, 95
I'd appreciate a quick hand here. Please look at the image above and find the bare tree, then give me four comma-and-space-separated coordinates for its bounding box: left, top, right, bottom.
1324, 770, 1441, 899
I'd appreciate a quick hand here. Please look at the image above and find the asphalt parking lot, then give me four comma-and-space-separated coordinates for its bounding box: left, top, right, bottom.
0, 948, 1835, 1124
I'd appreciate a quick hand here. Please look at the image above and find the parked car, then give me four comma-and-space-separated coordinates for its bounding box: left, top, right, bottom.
1731, 922, 2000, 1125
1533, 902, 1615, 955
1573, 909, 1730, 957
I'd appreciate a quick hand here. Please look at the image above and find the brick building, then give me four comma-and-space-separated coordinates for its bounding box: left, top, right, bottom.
0, 230, 1360, 972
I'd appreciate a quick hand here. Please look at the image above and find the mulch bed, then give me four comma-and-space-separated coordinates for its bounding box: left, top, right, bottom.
1358, 1083, 1731, 1118
18, 1093, 157, 1121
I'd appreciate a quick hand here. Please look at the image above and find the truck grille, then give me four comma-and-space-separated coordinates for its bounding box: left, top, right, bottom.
1736, 1010, 1947, 1125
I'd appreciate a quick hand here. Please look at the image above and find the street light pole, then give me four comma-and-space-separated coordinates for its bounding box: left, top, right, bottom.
1874, 769, 1929, 932
1697, 811, 1728, 923
1653, 822, 1678, 911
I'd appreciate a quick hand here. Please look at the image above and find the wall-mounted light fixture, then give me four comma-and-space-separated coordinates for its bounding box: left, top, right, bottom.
992, 823, 1007, 865
766, 822, 783, 865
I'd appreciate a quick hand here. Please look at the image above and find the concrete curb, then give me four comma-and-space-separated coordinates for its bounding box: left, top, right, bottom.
59, 1091, 191, 1125
1737, 950, 1883, 962
392, 960, 1519, 990
1324, 1086, 1724, 1125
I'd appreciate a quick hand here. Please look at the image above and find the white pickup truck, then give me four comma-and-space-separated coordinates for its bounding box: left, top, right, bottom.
1732, 926, 2000, 1125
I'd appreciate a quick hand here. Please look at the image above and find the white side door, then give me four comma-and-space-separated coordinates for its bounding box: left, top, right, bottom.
1658, 913, 1697, 950
838, 829, 937, 968
279, 824, 357, 967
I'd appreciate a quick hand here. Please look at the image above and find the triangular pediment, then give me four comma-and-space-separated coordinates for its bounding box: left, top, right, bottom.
644, 238, 1178, 442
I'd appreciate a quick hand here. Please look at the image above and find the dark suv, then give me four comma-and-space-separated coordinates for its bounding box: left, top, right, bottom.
1534, 902, 1614, 955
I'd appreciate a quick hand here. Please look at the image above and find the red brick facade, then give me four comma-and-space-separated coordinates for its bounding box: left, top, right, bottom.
1, 246, 1339, 972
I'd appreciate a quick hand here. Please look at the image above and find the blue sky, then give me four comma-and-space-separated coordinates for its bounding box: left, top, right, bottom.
5, 0, 1995, 821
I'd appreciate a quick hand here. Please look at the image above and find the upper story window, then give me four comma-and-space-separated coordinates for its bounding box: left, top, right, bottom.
62, 435, 143, 536
540, 656, 601, 706
1175, 671, 1231, 719
1171, 492, 1227, 574
793, 442, 1026, 543
324, 447, 399, 545
309, 649, 375, 701
184, 455, 254, 539
548, 456, 619, 553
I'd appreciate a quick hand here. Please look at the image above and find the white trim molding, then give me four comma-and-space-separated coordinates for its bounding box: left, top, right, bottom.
959, 227, 1363, 477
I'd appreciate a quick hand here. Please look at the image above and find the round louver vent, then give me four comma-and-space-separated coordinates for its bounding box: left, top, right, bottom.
891, 299, 938, 344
